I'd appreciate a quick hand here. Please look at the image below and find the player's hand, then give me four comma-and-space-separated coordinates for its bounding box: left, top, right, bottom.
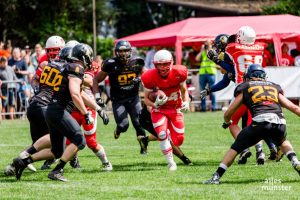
97, 108, 109, 125
207, 49, 220, 64
154, 95, 168, 108
199, 88, 210, 100
96, 97, 106, 108
132, 77, 141, 85
181, 101, 189, 112
222, 120, 232, 129
84, 112, 94, 125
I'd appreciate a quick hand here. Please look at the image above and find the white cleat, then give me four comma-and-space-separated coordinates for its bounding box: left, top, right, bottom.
103, 162, 113, 171
168, 162, 177, 171
19, 151, 37, 172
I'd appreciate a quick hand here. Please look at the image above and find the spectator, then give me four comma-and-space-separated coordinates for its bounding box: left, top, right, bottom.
290, 41, 300, 58
188, 45, 201, 74
196, 41, 218, 112
0, 41, 10, 58
145, 46, 161, 69
24, 45, 32, 56
276, 43, 294, 66
0, 56, 18, 119
24, 55, 35, 96
262, 43, 274, 67
31, 43, 43, 70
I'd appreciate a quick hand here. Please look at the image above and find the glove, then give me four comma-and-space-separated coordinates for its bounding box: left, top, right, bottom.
97, 108, 109, 125
207, 49, 221, 64
222, 120, 232, 129
96, 97, 106, 108
181, 101, 189, 112
199, 88, 210, 100
132, 77, 141, 85
84, 112, 94, 125
154, 95, 168, 108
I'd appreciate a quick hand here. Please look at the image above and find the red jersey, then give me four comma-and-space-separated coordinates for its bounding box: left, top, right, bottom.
141, 65, 188, 109
278, 54, 294, 66
226, 42, 264, 83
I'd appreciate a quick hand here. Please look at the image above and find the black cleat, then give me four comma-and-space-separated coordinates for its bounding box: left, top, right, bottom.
114, 129, 120, 140
180, 155, 193, 165
268, 148, 277, 161
70, 155, 81, 169
48, 169, 67, 182
41, 159, 55, 170
4, 163, 16, 176
12, 158, 26, 180
203, 173, 220, 185
256, 150, 265, 165
137, 136, 148, 154
238, 150, 252, 164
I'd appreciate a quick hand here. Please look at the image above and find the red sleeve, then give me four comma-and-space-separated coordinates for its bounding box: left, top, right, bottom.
141, 70, 155, 90
177, 65, 188, 83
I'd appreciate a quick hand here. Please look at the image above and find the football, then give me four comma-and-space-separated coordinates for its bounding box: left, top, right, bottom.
148, 90, 166, 102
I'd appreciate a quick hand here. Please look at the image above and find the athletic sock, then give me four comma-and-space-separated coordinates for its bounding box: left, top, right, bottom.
255, 143, 263, 153
95, 145, 109, 164
53, 159, 66, 171
216, 163, 227, 178
22, 156, 34, 165
286, 151, 298, 165
26, 146, 37, 155
159, 139, 174, 164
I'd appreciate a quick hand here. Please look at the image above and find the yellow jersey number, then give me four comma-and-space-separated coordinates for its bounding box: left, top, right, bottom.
118, 73, 136, 85
248, 85, 278, 104
40, 66, 63, 91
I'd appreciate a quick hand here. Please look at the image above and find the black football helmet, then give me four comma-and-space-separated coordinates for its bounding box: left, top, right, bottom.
244, 64, 266, 80
213, 34, 229, 53
58, 46, 72, 62
115, 40, 132, 62
70, 43, 93, 69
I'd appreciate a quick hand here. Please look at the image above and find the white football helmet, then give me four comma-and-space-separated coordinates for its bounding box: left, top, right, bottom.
65, 40, 79, 48
236, 26, 256, 45
153, 49, 173, 77
45, 35, 65, 60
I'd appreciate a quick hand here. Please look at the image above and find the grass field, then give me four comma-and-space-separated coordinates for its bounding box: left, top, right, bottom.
0, 110, 300, 199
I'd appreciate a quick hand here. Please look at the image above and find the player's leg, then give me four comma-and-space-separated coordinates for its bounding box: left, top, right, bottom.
204, 123, 262, 184
152, 110, 176, 170
207, 74, 216, 111
126, 96, 147, 154
112, 100, 129, 139
199, 74, 207, 112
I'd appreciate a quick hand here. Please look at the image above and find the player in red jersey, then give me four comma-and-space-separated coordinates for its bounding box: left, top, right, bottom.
141, 49, 190, 171
68, 56, 111, 171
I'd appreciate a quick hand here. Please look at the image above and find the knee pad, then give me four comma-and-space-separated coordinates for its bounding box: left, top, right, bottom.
73, 133, 86, 150
158, 130, 168, 141
85, 134, 98, 149
173, 134, 184, 146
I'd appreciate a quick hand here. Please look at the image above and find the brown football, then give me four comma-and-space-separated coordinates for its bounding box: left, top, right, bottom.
148, 90, 166, 102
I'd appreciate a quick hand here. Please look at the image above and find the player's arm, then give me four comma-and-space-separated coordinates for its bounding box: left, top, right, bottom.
143, 89, 156, 108
224, 93, 243, 123
92, 70, 107, 98
69, 76, 88, 115
180, 81, 189, 102
279, 93, 300, 117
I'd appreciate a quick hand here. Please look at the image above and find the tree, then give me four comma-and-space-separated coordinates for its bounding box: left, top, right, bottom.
263, 0, 300, 16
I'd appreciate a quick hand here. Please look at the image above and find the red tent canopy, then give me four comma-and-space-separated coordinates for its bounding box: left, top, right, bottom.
118, 14, 300, 65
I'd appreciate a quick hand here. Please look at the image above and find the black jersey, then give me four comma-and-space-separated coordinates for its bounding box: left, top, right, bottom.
30, 61, 65, 106
234, 80, 284, 119
102, 57, 143, 101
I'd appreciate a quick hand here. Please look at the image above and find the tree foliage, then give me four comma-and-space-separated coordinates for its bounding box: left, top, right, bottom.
263, 0, 300, 16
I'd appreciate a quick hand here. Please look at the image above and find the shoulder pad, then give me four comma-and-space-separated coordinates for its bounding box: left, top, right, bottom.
234, 82, 247, 97
64, 63, 84, 78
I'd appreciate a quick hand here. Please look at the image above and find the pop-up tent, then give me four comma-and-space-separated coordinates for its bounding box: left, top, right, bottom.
118, 14, 300, 65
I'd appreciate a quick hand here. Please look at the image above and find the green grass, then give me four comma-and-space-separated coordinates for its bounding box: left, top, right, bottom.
0, 111, 300, 199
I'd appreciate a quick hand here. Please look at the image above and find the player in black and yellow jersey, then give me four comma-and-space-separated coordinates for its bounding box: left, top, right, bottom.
11, 44, 95, 182
204, 64, 300, 184
93, 40, 147, 154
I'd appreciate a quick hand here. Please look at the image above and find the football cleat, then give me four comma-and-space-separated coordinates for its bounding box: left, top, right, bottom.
268, 148, 277, 161
70, 155, 81, 169
238, 150, 252, 164
292, 160, 300, 176
102, 162, 113, 171
180, 155, 193, 165
4, 164, 16, 176
48, 169, 67, 182
168, 162, 177, 171
256, 150, 265, 165
41, 159, 55, 170
12, 158, 26, 180
137, 136, 148, 155
114, 129, 120, 140
19, 151, 37, 172
203, 173, 220, 185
